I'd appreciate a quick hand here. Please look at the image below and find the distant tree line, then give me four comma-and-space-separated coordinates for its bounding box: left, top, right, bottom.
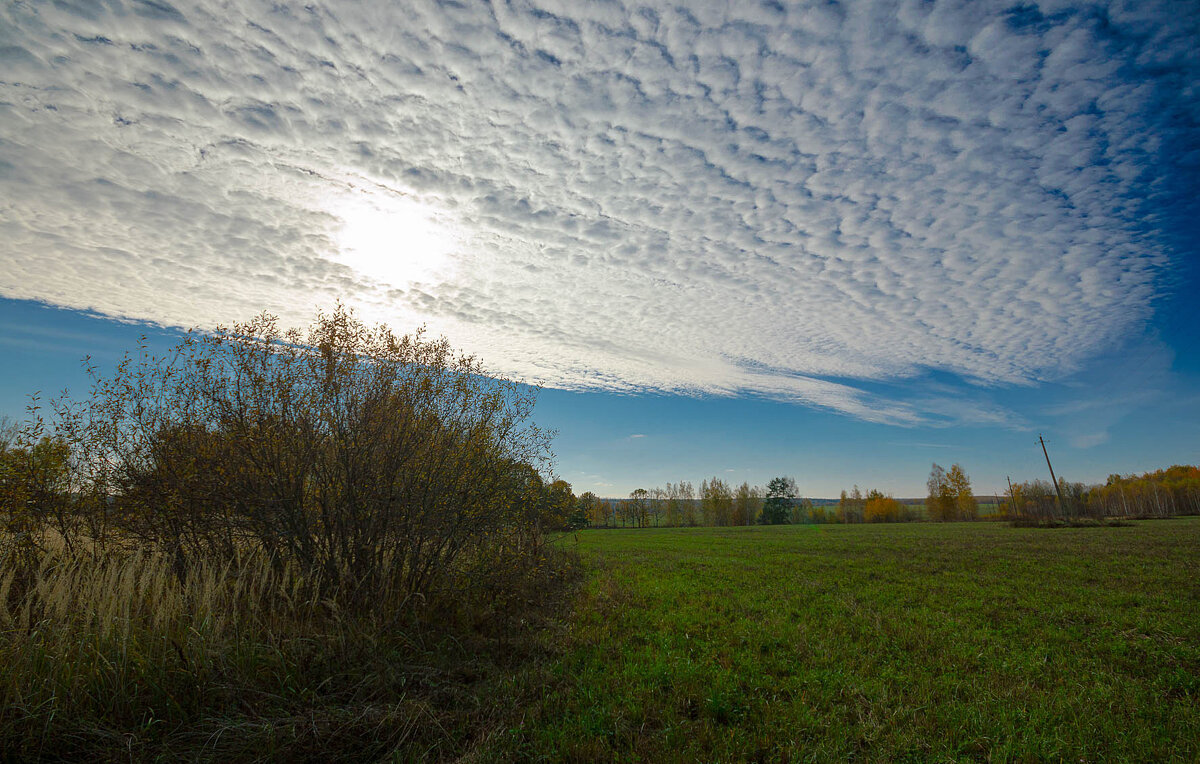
573, 468, 976, 528
1006, 465, 1200, 523
528, 460, 1200, 531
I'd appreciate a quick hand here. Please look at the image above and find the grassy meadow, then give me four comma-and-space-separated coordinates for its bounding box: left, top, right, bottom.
491, 519, 1200, 761
3, 519, 1198, 761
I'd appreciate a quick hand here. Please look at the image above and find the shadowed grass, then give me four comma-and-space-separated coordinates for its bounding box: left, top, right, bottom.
0, 543, 578, 762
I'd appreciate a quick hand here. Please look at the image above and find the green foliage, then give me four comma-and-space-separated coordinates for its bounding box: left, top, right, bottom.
761, 476, 796, 525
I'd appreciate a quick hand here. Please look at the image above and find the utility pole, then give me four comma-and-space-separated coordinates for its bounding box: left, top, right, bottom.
1039, 434, 1067, 512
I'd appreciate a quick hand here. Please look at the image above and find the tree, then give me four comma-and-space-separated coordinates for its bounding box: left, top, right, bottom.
733, 482, 763, 526
701, 478, 733, 526
793, 497, 815, 524
629, 488, 649, 528
578, 491, 604, 527
0, 416, 16, 452
807, 501, 830, 524
663, 482, 682, 526
762, 476, 797, 525
678, 480, 697, 526
0, 433, 72, 556
1010, 479, 1056, 521
565, 503, 589, 530
648, 487, 666, 526
926, 463, 957, 521
837, 485, 865, 523
545, 479, 576, 529
947, 464, 976, 520
1085, 465, 1200, 518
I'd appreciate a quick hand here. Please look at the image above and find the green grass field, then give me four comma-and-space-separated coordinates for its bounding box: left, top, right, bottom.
486, 519, 1200, 762
5, 519, 1198, 761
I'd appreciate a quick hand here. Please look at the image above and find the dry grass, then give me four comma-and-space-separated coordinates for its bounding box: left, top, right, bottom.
0, 538, 578, 762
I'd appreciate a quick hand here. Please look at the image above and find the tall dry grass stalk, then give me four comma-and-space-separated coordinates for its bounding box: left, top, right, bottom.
0, 536, 574, 760
1, 544, 345, 728
3, 545, 314, 640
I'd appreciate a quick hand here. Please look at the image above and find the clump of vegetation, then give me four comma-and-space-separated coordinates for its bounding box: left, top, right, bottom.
835, 485, 921, 523
0, 306, 577, 760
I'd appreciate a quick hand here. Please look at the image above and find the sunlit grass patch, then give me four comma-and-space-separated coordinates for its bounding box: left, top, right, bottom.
492, 520, 1200, 762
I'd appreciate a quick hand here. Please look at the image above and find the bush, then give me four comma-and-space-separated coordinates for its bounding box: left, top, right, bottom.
0, 307, 579, 759
863, 493, 903, 523
31, 306, 557, 612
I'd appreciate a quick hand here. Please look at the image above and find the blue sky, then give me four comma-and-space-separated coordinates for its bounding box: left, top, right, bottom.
3, 295, 1196, 498
1, 0, 1198, 497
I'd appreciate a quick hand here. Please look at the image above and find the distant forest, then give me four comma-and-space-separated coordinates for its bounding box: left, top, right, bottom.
565, 463, 1200, 529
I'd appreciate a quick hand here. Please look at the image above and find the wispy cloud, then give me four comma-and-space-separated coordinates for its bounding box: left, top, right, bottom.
1041, 334, 1176, 449
1070, 431, 1111, 449
1, 0, 1195, 425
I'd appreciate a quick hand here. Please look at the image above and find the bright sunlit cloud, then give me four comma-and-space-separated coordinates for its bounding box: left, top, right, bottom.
0, 0, 1196, 431
330, 190, 459, 290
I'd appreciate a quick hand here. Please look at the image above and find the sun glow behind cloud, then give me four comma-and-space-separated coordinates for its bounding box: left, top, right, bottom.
329, 189, 460, 290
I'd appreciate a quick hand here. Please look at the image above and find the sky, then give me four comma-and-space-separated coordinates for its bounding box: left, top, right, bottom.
1, 0, 1197, 497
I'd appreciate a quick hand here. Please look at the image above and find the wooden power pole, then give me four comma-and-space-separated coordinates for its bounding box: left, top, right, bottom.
1039, 434, 1067, 511
1006, 475, 1017, 517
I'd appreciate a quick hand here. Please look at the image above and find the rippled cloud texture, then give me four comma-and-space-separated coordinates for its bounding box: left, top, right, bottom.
2, 0, 1196, 424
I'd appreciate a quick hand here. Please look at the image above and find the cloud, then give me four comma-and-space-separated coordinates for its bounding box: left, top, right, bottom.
1, 0, 1196, 425
627, 433, 645, 440
1070, 431, 1111, 449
